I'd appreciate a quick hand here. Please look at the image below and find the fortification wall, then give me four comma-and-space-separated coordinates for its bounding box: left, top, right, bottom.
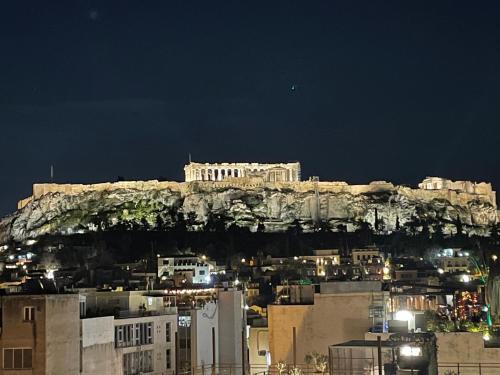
30, 181, 185, 200
17, 178, 496, 210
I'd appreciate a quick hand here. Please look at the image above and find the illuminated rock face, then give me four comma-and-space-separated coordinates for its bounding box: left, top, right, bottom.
0, 178, 497, 242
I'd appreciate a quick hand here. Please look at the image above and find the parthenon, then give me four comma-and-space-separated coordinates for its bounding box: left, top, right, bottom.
184, 161, 301, 182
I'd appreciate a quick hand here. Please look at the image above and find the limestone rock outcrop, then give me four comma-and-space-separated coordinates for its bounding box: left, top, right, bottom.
0, 180, 497, 243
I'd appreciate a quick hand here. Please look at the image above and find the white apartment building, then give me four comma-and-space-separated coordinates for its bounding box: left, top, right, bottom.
351, 247, 381, 265
175, 288, 248, 375
158, 257, 212, 284
80, 290, 178, 375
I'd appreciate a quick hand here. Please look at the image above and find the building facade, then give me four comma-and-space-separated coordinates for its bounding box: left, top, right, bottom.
0, 294, 80, 375
351, 247, 381, 265
184, 162, 301, 183
158, 257, 212, 284
268, 282, 389, 366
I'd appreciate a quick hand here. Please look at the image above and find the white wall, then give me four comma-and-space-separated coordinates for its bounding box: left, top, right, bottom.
218, 290, 245, 374
249, 327, 269, 375
192, 301, 219, 368
81, 317, 118, 375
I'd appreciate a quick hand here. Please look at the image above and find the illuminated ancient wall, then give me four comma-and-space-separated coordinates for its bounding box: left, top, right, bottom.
17, 175, 496, 211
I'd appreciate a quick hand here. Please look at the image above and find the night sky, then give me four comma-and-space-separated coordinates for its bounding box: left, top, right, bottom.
2, 1, 500, 215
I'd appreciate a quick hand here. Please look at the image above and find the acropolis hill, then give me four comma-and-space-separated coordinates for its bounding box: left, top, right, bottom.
1, 162, 498, 242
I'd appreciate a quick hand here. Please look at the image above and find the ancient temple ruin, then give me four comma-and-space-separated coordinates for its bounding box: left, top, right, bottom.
183, 162, 301, 182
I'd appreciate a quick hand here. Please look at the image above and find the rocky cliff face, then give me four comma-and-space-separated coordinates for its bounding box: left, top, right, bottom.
0, 182, 497, 243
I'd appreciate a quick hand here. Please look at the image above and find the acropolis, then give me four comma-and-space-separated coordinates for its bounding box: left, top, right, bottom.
184, 161, 301, 182
4, 161, 499, 242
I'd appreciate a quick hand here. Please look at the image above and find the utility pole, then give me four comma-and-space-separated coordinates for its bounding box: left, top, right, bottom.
377, 336, 383, 375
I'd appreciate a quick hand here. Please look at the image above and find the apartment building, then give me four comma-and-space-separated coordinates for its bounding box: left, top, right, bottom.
0, 294, 80, 374
268, 281, 389, 365
0, 291, 177, 375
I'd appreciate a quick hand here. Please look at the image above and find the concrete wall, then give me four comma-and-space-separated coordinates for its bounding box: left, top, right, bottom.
191, 302, 219, 368
248, 327, 269, 375
319, 281, 381, 294
435, 332, 500, 375
81, 316, 117, 375
218, 290, 245, 369
268, 292, 383, 366
0, 294, 80, 375
45, 295, 80, 375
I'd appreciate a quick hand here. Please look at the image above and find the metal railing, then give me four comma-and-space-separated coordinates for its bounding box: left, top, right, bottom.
177, 363, 328, 375
117, 307, 177, 318
438, 362, 500, 375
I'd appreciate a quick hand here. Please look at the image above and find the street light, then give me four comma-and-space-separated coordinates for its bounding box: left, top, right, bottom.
400, 346, 421, 357
395, 310, 412, 321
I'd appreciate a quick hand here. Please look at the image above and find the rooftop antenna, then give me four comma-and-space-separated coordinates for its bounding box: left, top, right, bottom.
50, 165, 54, 182
188, 153, 192, 163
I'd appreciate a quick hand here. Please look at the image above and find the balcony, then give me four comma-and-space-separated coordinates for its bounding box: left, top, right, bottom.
116, 307, 177, 319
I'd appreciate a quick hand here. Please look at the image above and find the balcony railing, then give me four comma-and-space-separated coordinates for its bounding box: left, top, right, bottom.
117, 307, 177, 319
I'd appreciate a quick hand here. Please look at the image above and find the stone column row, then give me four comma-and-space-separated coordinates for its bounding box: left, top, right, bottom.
190, 167, 245, 181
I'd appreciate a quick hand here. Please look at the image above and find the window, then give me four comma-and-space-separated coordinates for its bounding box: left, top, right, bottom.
199, 270, 205, 275
123, 350, 153, 375
166, 349, 171, 369
115, 324, 134, 348
178, 315, 191, 327
116, 322, 153, 348
79, 301, 86, 318
23, 306, 35, 321
3, 348, 32, 369
166, 322, 171, 342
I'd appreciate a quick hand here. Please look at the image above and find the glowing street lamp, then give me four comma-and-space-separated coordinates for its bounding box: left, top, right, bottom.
395, 310, 412, 321
400, 346, 421, 357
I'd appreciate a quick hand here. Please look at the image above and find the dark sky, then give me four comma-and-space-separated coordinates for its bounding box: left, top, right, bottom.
1, 1, 500, 215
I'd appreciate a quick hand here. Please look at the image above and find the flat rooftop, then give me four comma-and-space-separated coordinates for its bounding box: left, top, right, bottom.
330, 340, 403, 348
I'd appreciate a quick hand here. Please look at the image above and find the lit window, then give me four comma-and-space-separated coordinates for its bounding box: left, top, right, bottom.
23, 307, 35, 321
